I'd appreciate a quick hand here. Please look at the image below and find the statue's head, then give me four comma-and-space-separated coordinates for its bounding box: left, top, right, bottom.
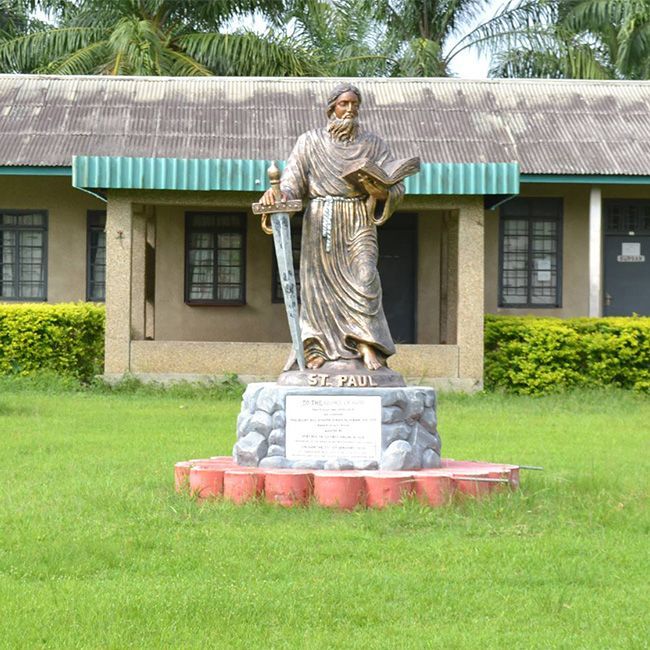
326, 83, 362, 118
326, 83, 362, 142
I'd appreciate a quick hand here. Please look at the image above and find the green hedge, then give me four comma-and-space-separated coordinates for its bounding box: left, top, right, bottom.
0, 303, 105, 382
485, 315, 650, 394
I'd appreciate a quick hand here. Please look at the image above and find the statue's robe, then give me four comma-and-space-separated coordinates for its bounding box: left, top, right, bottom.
280, 127, 404, 367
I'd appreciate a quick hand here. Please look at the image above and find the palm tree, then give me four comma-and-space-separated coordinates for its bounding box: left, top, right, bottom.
0, 0, 322, 76
279, 0, 393, 76
0, 0, 50, 40
469, 0, 650, 80
369, 0, 494, 77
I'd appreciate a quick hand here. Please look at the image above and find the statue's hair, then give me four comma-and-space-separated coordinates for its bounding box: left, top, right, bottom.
326, 83, 362, 117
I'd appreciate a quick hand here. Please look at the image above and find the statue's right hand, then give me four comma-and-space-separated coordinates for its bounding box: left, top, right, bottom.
260, 188, 287, 206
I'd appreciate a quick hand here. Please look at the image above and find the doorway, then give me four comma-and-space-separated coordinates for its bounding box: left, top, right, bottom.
603, 201, 650, 316
378, 213, 417, 343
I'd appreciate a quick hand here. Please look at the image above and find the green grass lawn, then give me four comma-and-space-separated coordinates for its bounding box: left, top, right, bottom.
0, 378, 648, 649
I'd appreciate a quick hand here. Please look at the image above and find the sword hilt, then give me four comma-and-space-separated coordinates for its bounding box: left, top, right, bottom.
252, 161, 302, 235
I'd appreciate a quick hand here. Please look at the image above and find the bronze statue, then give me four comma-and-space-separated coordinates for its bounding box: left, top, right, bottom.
259, 83, 417, 374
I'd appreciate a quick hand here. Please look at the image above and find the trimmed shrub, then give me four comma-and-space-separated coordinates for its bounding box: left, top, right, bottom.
0, 303, 104, 382
485, 315, 650, 394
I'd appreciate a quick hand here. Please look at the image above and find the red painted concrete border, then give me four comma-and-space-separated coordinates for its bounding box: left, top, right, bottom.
174, 457, 521, 508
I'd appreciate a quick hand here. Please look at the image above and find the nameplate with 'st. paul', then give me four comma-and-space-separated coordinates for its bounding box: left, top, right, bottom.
307, 373, 379, 388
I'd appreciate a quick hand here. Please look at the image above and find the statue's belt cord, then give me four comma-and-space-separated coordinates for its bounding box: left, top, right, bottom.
312, 196, 363, 253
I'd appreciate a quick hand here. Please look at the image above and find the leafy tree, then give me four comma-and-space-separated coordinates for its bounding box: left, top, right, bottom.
370, 0, 494, 77
0, 0, 322, 76
0, 0, 49, 40
279, 0, 393, 76
472, 0, 650, 80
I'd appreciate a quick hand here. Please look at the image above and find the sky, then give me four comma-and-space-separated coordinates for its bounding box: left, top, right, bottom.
446, 0, 509, 78
35, 0, 509, 79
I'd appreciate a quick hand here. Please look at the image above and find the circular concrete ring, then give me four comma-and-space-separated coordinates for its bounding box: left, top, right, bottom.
264, 470, 313, 507
364, 472, 415, 508
413, 473, 454, 507
224, 469, 265, 504
314, 472, 367, 510
189, 465, 225, 500
453, 470, 493, 498
174, 461, 192, 493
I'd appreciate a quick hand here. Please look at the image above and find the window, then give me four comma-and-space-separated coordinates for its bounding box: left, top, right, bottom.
272, 214, 302, 303
185, 212, 246, 304
499, 198, 562, 307
0, 210, 47, 301
605, 200, 650, 235
87, 211, 106, 301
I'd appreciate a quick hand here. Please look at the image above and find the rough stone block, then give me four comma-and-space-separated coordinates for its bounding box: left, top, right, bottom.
354, 459, 379, 470
381, 440, 416, 471
382, 422, 411, 447
259, 456, 292, 469
411, 422, 439, 452
293, 458, 325, 470
242, 383, 264, 413
420, 407, 437, 432
422, 448, 442, 469
269, 428, 285, 446
267, 444, 285, 457
404, 392, 425, 424
381, 389, 407, 410
236, 411, 252, 439
234, 432, 268, 467
256, 385, 283, 414
324, 458, 355, 470
272, 410, 286, 430
382, 405, 405, 424
247, 410, 272, 438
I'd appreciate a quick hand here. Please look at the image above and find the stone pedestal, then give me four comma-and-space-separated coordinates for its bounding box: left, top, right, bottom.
233, 383, 441, 471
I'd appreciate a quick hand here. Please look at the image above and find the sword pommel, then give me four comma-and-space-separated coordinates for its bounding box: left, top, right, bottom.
268, 160, 282, 201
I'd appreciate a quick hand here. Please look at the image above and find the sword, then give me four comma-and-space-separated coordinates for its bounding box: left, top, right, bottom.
252, 161, 306, 371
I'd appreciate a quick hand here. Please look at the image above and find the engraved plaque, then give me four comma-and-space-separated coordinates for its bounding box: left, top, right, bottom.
285, 395, 382, 461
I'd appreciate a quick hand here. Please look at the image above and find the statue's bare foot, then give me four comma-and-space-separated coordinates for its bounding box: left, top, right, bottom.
306, 355, 325, 369
358, 343, 382, 371
305, 340, 326, 369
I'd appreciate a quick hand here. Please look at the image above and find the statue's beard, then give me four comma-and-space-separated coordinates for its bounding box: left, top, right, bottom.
327, 115, 359, 142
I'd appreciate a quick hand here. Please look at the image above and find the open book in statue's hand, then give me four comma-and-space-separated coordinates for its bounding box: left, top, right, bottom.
340, 156, 421, 192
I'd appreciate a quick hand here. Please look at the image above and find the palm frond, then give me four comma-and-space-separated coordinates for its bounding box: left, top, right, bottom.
38, 39, 110, 74
0, 26, 107, 72
162, 47, 213, 76
177, 29, 323, 76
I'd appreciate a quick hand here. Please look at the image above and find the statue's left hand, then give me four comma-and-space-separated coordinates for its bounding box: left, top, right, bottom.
358, 173, 388, 200
260, 188, 287, 206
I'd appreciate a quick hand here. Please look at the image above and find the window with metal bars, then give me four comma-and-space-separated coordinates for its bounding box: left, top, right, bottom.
604, 200, 650, 235
87, 211, 106, 302
185, 212, 246, 305
499, 198, 562, 308
0, 210, 47, 301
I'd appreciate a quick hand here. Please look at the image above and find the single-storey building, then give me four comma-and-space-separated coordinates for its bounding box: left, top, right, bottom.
1, 75, 649, 389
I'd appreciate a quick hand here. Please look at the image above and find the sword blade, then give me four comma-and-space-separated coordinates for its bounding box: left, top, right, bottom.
271, 212, 306, 371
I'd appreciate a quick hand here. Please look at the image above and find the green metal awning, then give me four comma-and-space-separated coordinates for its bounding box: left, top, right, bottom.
72, 155, 519, 197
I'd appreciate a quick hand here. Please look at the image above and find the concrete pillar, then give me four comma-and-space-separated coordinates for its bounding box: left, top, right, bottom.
440, 211, 458, 345
104, 195, 133, 375
131, 204, 147, 341
456, 198, 485, 387
145, 206, 156, 340
589, 187, 603, 317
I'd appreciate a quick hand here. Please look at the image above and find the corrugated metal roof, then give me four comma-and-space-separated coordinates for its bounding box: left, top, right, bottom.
4, 75, 650, 175
72, 155, 519, 195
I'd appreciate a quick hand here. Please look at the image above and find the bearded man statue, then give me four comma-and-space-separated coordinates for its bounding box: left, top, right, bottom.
260, 83, 405, 374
